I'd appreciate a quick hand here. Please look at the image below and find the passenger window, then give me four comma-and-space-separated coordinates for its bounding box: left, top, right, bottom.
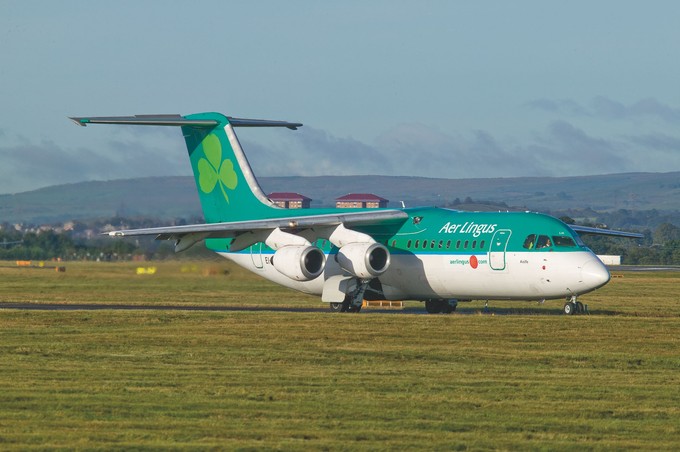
422, 240, 428, 249
407, 240, 412, 248
438, 240, 443, 249
536, 235, 552, 249
472, 240, 477, 249
391, 240, 396, 247
430, 240, 435, 249
464, 240, 469, 249
456, 240, 461, 249
446, 240, 451, 249
480, 240, 485, 249
523, 234, 536, 250
553, 236, 576, 247
414, 240, 419, 248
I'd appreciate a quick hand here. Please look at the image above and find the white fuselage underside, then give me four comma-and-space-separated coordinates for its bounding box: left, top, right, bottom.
218, 249, 608, 301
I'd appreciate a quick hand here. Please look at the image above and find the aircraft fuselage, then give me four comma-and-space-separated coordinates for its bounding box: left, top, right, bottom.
213, 207, 610, 302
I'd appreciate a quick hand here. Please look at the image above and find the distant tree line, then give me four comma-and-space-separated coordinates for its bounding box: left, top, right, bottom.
577, 222, 680, 265
0, 229, 140, 261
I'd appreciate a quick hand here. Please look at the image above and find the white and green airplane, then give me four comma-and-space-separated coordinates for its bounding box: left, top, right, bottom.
70, 112, 642, 314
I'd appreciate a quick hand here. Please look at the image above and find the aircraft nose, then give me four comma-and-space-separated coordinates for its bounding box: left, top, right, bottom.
581, 257, 610, 290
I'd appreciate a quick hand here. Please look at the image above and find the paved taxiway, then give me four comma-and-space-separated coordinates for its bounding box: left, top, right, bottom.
0, 303, 327, 313
0, 302, 575, 315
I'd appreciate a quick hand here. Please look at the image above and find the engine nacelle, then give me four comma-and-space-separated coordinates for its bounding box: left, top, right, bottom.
336, 242, 390, 279
272, 245, 326, 281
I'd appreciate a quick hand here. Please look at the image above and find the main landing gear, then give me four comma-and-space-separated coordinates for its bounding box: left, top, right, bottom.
329, 280, 369, 313
563, 295, 587, 315
328, 295, 362, 312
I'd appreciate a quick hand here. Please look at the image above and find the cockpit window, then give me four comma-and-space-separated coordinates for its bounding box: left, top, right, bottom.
552, 236, 576, 247
535, 235, 552, 249
523, 234, 536, 249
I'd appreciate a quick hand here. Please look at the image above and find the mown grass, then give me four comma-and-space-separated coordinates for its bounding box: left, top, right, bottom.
1, 261, 679, 450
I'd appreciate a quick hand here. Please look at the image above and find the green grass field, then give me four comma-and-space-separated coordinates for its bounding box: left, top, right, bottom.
1, 261, 679, 450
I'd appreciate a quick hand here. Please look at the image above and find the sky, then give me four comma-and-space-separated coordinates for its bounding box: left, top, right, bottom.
1, 1, 680, 194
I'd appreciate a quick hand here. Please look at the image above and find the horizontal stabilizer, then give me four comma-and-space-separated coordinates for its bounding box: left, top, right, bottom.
227, 117, 303, 129
69, 115, 302, 129
69, 115, 217, 127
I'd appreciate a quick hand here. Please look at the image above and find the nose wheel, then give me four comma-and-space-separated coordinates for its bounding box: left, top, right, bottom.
563, 296, 587, 315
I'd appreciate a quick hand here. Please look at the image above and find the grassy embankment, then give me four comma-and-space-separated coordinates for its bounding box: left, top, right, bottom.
0, 261, 679, 449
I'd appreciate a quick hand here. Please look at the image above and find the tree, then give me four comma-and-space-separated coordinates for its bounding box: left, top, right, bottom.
653, 223, 680, 245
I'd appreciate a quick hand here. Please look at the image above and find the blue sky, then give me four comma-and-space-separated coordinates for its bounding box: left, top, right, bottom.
1, 1, 679, 194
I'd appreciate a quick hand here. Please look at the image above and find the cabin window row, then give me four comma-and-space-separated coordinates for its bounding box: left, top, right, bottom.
390, 239, 486, 250
314, 238, 488, 251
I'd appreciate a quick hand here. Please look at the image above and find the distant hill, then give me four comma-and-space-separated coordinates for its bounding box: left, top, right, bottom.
0, 172, 678, 224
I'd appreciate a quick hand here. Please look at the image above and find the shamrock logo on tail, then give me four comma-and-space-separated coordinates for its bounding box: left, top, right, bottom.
197, 134, 238, 203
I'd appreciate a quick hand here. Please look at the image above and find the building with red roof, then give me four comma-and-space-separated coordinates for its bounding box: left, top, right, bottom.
268, 192, 312, 209
335, 193, 388, 209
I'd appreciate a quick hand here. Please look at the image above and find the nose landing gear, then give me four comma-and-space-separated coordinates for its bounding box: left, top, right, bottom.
563, 296, 587, 315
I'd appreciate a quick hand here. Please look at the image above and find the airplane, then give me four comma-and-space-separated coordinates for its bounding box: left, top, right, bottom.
70, 112, 642, 315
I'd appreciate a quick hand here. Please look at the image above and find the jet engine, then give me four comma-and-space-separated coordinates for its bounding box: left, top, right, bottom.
272, 245, 326, 281
336, 242, 390, 279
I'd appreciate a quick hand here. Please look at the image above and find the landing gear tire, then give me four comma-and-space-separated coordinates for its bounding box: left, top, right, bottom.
329, 302, 343, 312
576, 301, 584, 313
563, 302, 576, 315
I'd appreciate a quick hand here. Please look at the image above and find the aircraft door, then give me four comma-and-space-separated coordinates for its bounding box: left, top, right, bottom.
250, 243, 264, 269
489, 229, 511, 271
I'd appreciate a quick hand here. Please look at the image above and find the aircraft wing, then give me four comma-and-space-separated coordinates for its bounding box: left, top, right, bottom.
107, 209, 409, 243
570, 225, 643, 239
